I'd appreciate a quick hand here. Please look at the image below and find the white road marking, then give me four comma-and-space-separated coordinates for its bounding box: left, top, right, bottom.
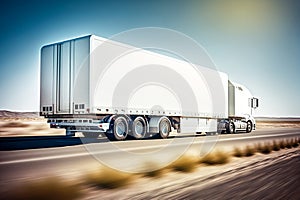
0, 132, 299, 165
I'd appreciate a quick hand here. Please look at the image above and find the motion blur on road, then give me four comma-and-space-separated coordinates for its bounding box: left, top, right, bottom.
0, 115, 299, 199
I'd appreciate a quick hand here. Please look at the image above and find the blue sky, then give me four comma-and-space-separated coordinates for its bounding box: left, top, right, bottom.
0, 0, 299, 116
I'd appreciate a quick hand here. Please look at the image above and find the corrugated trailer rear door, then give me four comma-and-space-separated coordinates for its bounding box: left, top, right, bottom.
40, 46, 54, 113
55, 42, 72, 113
73, 37, 90, 113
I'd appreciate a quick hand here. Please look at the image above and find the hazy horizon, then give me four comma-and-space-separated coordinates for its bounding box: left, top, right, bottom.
0, 0, 299, 117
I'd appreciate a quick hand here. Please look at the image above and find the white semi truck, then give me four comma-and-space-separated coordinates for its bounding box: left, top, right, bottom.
40, 35, 258, 140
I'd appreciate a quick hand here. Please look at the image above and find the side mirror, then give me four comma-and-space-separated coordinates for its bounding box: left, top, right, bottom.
251, 98, 259, 108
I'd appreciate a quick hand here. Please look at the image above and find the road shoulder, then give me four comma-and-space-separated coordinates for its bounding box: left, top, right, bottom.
86, 148, 300, 200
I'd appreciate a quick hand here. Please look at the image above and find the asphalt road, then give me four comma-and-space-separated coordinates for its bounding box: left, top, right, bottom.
0, 128, 299, 192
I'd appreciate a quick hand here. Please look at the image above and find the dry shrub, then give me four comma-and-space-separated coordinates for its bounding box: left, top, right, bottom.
272, 140, 280, 151
144, 168, 165, 178
1, 122, 29, 128
285, 139, 292, 149
292, 138, 299, 148
257, 143, 272, 154
279, 140, 286, 149
7, 177, 83, 200
142, 162, 166, 178
200, 150, 230, 165
169, 155, 199, 173
85, 166, 133, 189
233, 147, 243, 157
244, 145, 255, 157
255, 143, 263, 152
30, 124, 48, 131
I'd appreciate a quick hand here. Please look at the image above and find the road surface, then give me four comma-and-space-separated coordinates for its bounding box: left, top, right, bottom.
0, 128, 299, 194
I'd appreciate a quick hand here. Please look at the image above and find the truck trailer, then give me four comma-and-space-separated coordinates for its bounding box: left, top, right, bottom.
40, 35, 258, 140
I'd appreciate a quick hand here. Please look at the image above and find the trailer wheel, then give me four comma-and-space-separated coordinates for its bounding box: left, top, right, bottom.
132, 117, 147, 139
246, 121, 252, 133
111, 116, 128, 141
226, 122, 235, 134
159, 118, 171, 139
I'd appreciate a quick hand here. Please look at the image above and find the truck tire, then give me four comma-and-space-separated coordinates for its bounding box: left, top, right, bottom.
110, 116, 129, 141
158, 118, 171, 139
246, 121, 252, 133
132, 117, 147, 139
226, 122, 235, 134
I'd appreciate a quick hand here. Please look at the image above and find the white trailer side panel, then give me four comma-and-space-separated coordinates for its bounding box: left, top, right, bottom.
89, 35, 228, 118
41, 35, 228, 119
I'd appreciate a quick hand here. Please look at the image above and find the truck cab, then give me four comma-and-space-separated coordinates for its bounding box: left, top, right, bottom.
218, 81, 259, 134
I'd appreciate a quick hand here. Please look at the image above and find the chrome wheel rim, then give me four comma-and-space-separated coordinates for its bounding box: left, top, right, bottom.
135, 121, 144, 136
160, 121, 169, 136
116, 121, 126, 137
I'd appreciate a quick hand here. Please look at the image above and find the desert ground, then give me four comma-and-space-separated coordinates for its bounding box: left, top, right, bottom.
0, 110, 299, 199
0, 110, 299, 137
84, 148, 299, 200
